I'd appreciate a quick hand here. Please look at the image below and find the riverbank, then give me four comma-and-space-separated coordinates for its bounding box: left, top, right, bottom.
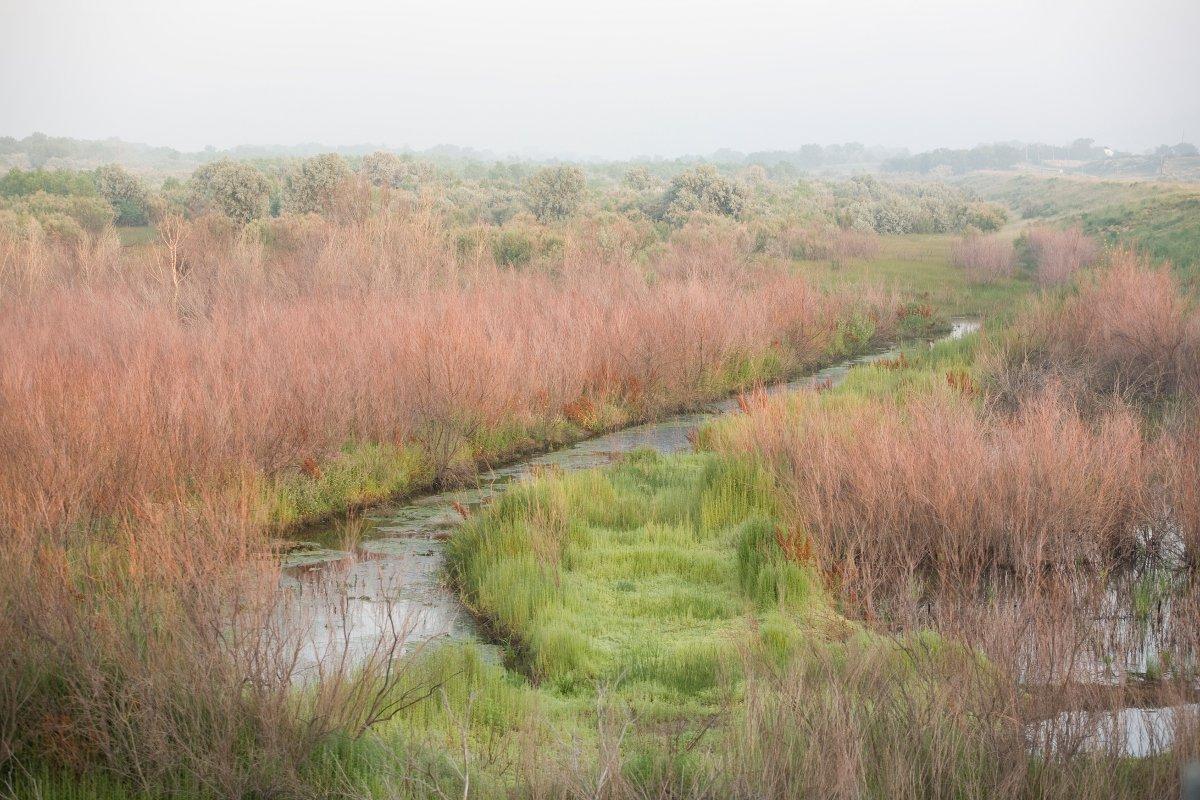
271, 307, 946, 539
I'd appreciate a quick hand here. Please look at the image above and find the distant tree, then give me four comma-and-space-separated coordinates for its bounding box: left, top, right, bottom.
658, 165, 746, 225
360, 150, 419, 190
0, 168, 97, 198
188, 160, 271, 224
524, 166, 585, 222
622, 167, 654, 191
797, 144, 825, 168
1069, 138, 1097, 161
16, 192, 115, 234
741, 164, 769, 186
283, 153, 351, 215
94, 163, 149, 225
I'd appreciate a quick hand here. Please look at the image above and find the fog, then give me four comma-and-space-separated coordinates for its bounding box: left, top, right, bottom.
2, 0, 1197, 158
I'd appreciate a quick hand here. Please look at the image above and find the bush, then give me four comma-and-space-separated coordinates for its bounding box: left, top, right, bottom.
989, 249, 1199, 405
524, 166, 585, 222
658, 166, 746, 226
711, 386, 1150, 579
6, 191, 115, 235
965, 201, 1007, 231
1023, 225, 1098, 285
0, 167, 96, 198
94, 163, 150, 226
189, 160, 272, 225
283, 153, 351, 215
492, 228, 535, 267
754, 222, 881, 264
360, 150, 418, 190
951, 234, 1016, 283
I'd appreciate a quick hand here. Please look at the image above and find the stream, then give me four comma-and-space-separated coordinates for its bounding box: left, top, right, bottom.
277, 319, 979, 671
273, 318, 1198, 756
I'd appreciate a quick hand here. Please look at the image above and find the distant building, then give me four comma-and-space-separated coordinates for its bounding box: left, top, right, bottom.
1103, 147, 1115, 158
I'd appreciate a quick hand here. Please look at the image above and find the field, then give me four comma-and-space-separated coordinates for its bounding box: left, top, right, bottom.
960, 173, 1200, 278
794, 233, 1030, 317
2, 152, 1199, 799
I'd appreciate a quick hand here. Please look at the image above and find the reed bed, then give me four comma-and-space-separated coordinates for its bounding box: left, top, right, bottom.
0, 210, 908, 797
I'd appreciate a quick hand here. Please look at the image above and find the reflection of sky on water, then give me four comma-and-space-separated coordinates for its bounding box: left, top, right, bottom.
1032, 705, 1199, 757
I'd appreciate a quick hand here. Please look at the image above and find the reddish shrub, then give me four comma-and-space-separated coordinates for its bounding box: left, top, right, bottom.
1025, 224, 1098, 285
951, 234, 1016, 283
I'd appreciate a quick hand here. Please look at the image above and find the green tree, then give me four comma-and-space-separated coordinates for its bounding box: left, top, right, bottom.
658, 165, 745, 225
524, 166, 585, 222
360, 150, 420, 190
622, 166, 654, 191
189, 160, 271, 224
283, 153, 351, 215
0, 168, 97, 198
93, 164, 149, 225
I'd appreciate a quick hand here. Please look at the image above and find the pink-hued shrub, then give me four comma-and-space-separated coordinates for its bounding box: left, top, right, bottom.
1025, 224, 1099, 285
951, 234, 1016, 283
990, 248, 1200, 403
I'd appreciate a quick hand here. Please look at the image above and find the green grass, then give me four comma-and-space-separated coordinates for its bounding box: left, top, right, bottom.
445, 450, 848, 708
698, 331, 983, 456
793, 234, 1033, 318
265, 441, 430, 529
1081, 194, 1200, 280
960, 173, 1200, 277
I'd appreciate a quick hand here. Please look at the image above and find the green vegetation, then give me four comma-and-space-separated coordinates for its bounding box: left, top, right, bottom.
794, 233, 1031, 317
447, 452, 838, 699
8, 139, 1200, 798
961, 173, 1200, 276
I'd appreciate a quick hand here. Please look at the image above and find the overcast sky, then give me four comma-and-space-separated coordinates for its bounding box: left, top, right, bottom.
2, 0, 1198, 158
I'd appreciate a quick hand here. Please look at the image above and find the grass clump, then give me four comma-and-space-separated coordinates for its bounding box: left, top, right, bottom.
446, 450, 836, 707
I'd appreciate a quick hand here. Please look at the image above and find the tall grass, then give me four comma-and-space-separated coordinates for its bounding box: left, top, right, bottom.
707, 385, 1151, 585
1025, 224, 1099, 286
988, 248, 1200, 406
696, 325, 1200, 798
951, 233, 1016, 283
0, 210, 908, 796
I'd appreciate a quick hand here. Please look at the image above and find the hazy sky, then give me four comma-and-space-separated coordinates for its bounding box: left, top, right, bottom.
2, 0, 1198, 158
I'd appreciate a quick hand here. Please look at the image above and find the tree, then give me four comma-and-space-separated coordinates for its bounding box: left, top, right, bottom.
360, 150, 419, 190
94, 164, 149, 225
188, 160, 271, 224
0, 167, 97, 198
1069, 138, 1097, 161
622, 167, 653, 191
657, 165, 746, 225
524, 166, 585, 222
283, 153, 351, 215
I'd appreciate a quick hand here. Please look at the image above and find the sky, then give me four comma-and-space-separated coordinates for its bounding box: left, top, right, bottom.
2, 0, 1198, 159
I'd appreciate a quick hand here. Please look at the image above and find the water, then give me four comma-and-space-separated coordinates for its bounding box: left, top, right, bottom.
274, 316, 1200, 755
280, 321, 981, 673
1031, 704, 1199, 758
